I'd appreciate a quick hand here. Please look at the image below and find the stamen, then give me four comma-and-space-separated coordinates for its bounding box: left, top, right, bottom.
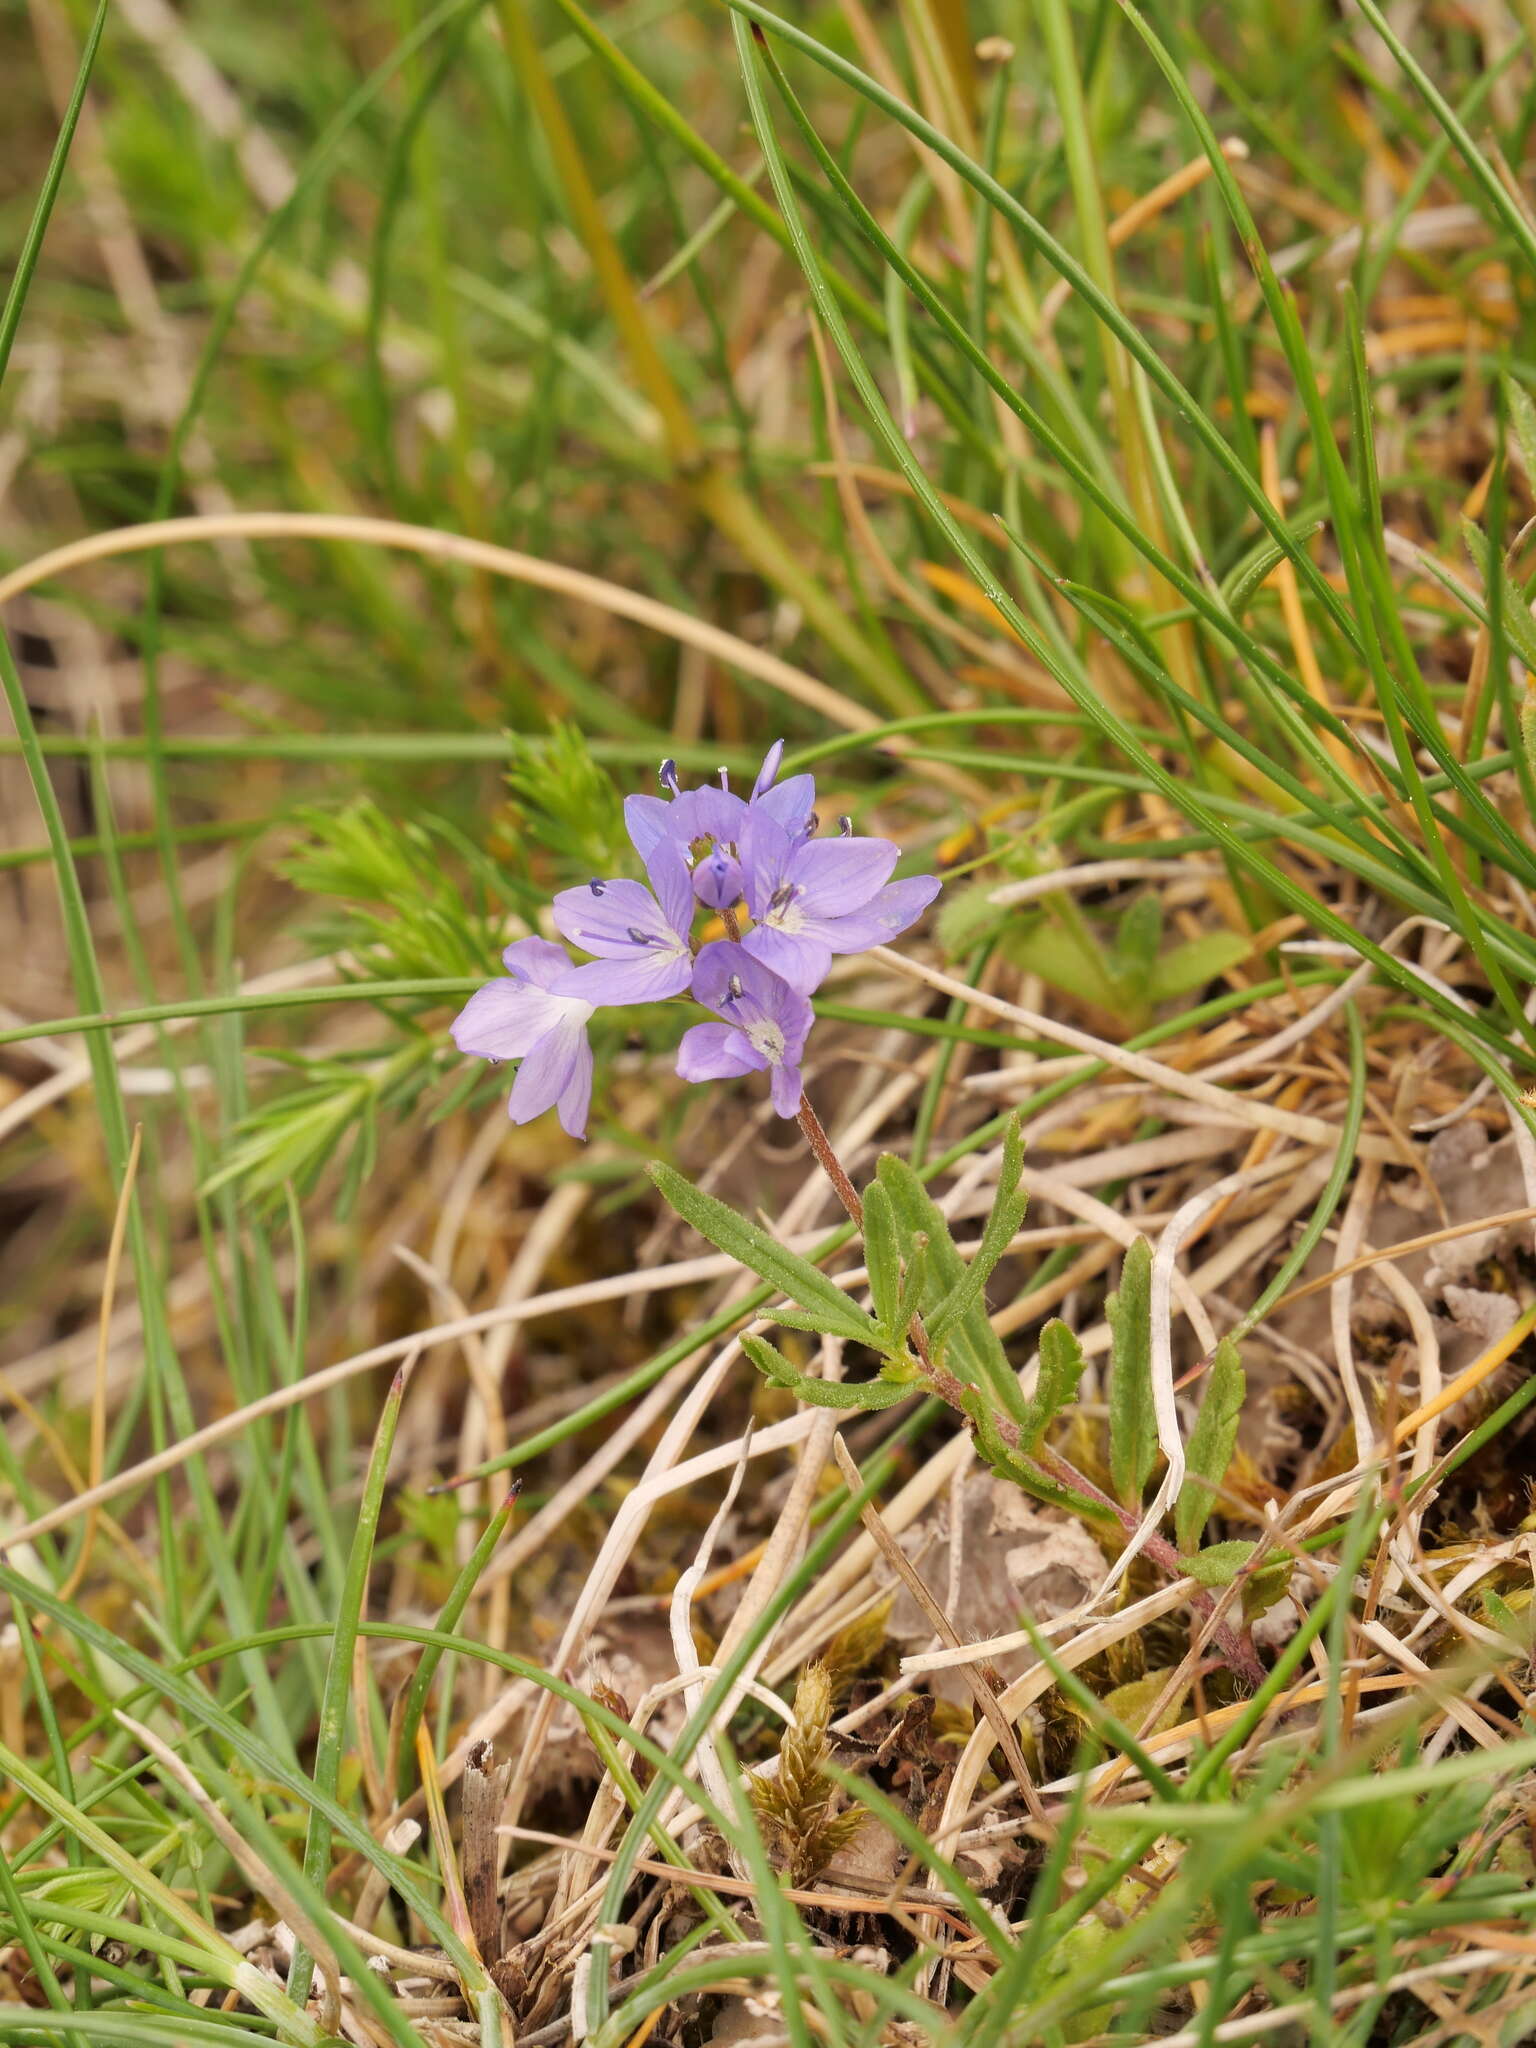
627, 926, 657, 947
768, 880, 798, 915
805, 811, 820, 837
717, 766, 730, 792
727, 974, 744, 1000
589, 879, 606, 896
838, 815, 853, 837
659, 758, 680, 795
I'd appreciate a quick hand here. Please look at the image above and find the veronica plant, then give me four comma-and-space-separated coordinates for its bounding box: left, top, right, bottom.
451, 745, 1264, 1683
450, 742, 940, 1138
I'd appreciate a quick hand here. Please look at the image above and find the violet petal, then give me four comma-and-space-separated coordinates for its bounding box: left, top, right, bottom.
452, 978, 579, 1063
555, 1030, 594, 1140
501, 934, 578, 987
814, 874, 943, 953
785, 834, 898, 915
770, 1058, 804, 1119
755, 771, 816, 840
740, 922, 833, 996
676, 1019, 764, 1082
551, 875, 671, 956
623, 792, 674, 862
554, 948, 694, 1004
750, 739, 785, 799
645, 836, 695, 941
507, 1013, 589, 1125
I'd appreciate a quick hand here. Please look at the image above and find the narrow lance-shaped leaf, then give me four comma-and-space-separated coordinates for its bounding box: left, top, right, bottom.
650, 1161, 878, 1348
1108, 1237, 1157, 1508
928, 1111, 1028, 1346
889, 1231, 929, 1356
962, 1388, 1113, 1523
1113, 893, 1162, 993
874, 1152, 1031, 1427
1175, 1339, 1246, 1554
1503, 371, 1536, 490
860, 1177, 903, 1340
1025, 1318, 1085, 1450
741, 1333, 913, 1411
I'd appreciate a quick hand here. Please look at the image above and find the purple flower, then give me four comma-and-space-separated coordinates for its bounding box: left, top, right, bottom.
677, 941, 814, 1118
451, 937, 595, 1139
623, 743, 816, 911
551, 839, 695, 1004
738, 811, 941, 994
747, 740, 818, 843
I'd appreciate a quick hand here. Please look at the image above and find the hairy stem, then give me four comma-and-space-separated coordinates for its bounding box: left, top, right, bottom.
796, 1093, 864, 1227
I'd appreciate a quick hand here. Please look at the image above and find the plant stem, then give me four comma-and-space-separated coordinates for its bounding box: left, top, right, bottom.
796, 1094, 864, 1227
791, 1096, 1263, 1686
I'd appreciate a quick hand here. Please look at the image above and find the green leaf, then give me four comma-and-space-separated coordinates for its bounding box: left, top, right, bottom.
1504, 371, 1536, 490
875, 1154, 1030, 1426
929, 1111, 1028, 1346
1175, 1340, 1246, 1554
741, 1333, 913, 1410
1463, 517, 1536, 673
1176, 1539, 1258, 1587
1107, 1237, 1156, 1509
1482, 1587, 1527, 1642
1113, 893, 1162, 990
861, 1179, 903, 1339
1241, 1559, 1295, 1622
1146, 931, 1252, 1003
936, 875, 1010, 956
650, 1162, 878, 1347
1001, 918, 1119, 1013
1028, 1319, 1086, 1449
962, 1387, 1114, 1522
1218, 516, 1325, 618
889, 1231, 929, 1346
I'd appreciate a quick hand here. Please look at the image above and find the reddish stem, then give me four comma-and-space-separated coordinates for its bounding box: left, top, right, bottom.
790, 1099, 1265, 1690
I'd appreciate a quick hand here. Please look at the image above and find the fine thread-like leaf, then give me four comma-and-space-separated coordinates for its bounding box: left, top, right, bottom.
287, 1357, 412, 2008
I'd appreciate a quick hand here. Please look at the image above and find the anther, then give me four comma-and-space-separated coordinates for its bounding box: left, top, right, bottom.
589, 879, 606, 896
627, 926, 657, 946
659, 758, 680, 794
727, 974, 744, 1000
838, 815, 853, 837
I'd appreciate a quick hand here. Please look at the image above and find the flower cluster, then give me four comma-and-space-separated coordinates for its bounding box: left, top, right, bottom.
451, 743, 940, 1138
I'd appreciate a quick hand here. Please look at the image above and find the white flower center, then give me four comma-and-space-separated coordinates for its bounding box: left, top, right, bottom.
745, 1018, 785, 1065
766, 881, 805, 935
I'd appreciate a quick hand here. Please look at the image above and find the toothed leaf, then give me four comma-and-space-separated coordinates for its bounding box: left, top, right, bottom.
1175, 1340, 1246, 1553
650, 1163, 878, 1347
741, 1334, 913, 1411
1108, 1237, 1157, 1508
929, 1112, 1028, 1347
